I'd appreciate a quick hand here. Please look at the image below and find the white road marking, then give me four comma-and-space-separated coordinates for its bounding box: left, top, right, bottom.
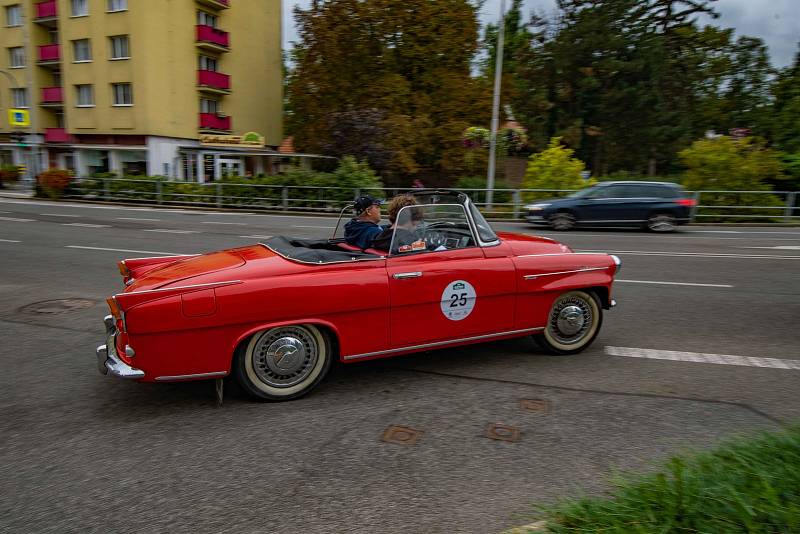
41, 213, 80, 218
66, 245, 183, 255
201, 221, 247, 226
605, 346, 800, 370
143, 229, 199, 234
294, 225, 335, 229
0, 216, 33, 222
579, 249, 800, 260
741, 245, 800, 250
616, 279, 733, 288
116, 217, 161, 222
62, 222, 110, 228
0, 210, 9, 213
0, 238, 21, 243
239, 235, 272, 239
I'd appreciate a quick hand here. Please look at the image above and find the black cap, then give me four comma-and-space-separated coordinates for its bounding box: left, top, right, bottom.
353, 195, 383, 215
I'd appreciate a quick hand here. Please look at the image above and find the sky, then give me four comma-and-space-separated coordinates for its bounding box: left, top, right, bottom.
281, 0, 799, 69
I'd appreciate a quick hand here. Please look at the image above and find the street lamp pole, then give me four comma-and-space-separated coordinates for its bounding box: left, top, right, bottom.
486, 0, 506, 210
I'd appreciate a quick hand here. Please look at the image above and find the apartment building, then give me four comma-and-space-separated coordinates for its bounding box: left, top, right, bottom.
0, 0, 282, 181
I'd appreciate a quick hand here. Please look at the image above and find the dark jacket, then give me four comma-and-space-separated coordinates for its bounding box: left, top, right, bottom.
344, 218, 383, 249
371, 227, 418, 253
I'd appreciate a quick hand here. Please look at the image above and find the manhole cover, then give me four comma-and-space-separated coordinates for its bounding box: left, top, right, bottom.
486, 423, 520, 443
520, 399, 551, 414
20, 298, 95, 315
382, 425, 423, 446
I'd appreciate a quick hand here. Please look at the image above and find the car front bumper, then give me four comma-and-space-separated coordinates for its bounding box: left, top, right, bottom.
96, 315, 144, 379
525, 213, 549, 225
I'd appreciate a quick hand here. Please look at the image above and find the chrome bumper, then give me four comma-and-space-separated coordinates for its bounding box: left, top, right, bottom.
96, 315, 145, 379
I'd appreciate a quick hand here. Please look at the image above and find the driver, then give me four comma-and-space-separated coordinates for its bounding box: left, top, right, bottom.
371, 194, 425, 253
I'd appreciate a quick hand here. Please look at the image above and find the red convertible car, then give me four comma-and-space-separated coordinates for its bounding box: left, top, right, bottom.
97, 191, 621, 400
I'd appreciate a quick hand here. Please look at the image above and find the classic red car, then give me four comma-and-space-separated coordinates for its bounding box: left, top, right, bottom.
96, 191, 621, 401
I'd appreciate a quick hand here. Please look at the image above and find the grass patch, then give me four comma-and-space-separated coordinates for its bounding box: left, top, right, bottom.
533, 426, 800, 533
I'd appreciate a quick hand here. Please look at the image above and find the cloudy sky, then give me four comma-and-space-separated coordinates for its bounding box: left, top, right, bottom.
281, 0, 799, 68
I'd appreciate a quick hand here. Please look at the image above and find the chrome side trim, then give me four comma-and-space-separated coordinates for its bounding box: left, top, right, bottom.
523, 267, 608, 280
516, 252, 613, 258
124, 280, 243, 295
343, 327, 544, 361
154, 371, 228, 382
124, 254, 200, 261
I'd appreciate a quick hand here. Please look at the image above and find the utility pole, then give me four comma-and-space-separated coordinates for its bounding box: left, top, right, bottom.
486, 0, 506, 210
20, 4, 40, 187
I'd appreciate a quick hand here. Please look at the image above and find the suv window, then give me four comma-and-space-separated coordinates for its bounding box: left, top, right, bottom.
597, 185, 628, 198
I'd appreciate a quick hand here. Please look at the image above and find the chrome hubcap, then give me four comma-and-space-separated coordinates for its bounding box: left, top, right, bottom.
556, 305, 585, 336
549, 296, 593, 344
252, 327, 318, 388
649, 216, 675, 231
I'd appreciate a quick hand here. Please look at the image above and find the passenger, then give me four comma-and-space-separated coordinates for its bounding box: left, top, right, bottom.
344, 195, 384, 249
371, 194, 425, 253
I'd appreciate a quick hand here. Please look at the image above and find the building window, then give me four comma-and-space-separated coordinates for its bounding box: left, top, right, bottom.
200, 98, 219, 114
5, 5, 21, 27
9, 47, 25, 68
198, 55, 218, 71
71, 0, 89, 17
72, 39, 91, 62
76, 84, 94, 106
112, 83, 133, 106
109, 35, 129, 59
107, 0, 127, 12
11, 88, 28, 108
197, 11, 217, 27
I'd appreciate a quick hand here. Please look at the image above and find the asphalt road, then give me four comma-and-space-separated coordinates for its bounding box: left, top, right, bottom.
1, 196, 799, 534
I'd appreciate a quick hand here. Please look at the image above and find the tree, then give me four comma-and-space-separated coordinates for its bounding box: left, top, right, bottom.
286, 0, 491, 185
771, 45, 800, 154
679, 136, 783, 191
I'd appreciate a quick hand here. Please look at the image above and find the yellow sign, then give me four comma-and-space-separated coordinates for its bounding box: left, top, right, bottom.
199, 131, 265, 149
8, 109, 30, 127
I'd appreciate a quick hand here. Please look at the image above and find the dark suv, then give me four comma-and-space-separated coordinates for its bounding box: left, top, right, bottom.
524, 181, 695, 232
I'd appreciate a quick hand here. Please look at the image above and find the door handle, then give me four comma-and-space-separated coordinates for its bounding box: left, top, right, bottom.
393, 272, 422, 279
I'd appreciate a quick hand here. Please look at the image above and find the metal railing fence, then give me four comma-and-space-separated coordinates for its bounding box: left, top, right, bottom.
62, 178, 800, 223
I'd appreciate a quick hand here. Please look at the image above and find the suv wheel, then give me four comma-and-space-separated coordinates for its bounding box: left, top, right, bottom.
549, 212, 576, 231
646, 213, 677, 232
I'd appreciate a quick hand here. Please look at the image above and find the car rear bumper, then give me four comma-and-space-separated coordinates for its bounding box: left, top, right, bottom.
96, 315, 144, 379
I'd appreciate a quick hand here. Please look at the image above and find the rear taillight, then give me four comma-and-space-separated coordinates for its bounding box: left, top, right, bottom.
106, 297, 126, 332
118, 260, 130, 277
676, 198, 697, 206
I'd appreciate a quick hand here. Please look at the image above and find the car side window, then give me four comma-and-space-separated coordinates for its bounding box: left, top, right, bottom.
629, 185, 656, 198
389, 204, 476, 255
597, 185, 628, 198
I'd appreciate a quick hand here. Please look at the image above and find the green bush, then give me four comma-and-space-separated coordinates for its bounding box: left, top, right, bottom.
536, 426, 800, 533
522, 137, 595, 201
454, 175, 513, 204
0, 165, 20, 187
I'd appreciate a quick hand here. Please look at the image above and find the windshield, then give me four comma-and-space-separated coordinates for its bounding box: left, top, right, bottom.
467, 202, 498, 243
568, 186, 600, 199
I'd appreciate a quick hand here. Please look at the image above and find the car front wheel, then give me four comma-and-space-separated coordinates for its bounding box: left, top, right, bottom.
234, 324, 332, 401
533, 290, 602, 355
549, 212, 576, 231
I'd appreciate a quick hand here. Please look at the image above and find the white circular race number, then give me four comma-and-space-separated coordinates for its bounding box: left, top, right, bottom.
440, 280, 476, 321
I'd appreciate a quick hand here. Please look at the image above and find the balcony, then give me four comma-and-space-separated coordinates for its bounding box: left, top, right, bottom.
196, 0, 230, 9
37, 44, 61, 67
41, 87, 63, 107
44, 128, 75, 143
199, 113, 231, 132
197, 70, 231, 94
34, 0, 58, 26
196, 25, 230, 52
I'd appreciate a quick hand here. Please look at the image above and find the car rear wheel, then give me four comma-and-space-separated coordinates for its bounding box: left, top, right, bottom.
646, 213, 677, 232
234, 324, 332, 401
549, 212, 576, 231
533, 290, 602, 355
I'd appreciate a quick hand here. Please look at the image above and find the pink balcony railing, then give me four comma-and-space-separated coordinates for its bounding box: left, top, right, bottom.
45, 128, 74, 143
199, 113, 231, 130
35, 0, 57, 19
38, 44, 60, 62
197, 70, 230, 90
196, 25, 230, 48
42, 87, 63, 103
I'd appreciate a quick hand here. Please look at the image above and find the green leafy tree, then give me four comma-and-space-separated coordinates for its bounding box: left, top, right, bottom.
771, 45, 800, 154
286, 0, 491, 185
521, 137, 592, 200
